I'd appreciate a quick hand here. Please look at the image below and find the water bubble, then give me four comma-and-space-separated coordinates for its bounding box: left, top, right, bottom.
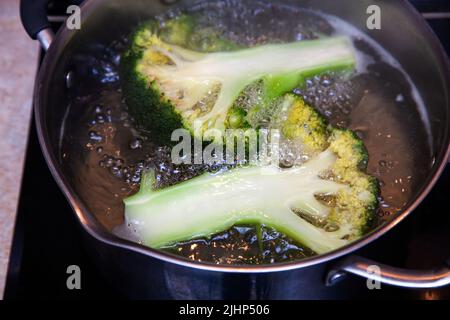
354, 129, 366, 139
96, 113, 107, 124
95, 105, 103, 113
86, 142, 94, 150
336, 119, 350, 128
105, 156, 115, 167
300, 155, 310, 162
395, 94, 404, 103
129, 137, 142, 150
131, 174, 141, 183
110, 166, 123, 178
137, 161, 145, 169
341, 106, 351, 115
381, 202, 391, 209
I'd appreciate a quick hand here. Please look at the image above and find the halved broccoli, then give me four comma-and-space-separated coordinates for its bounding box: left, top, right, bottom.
124, 95, 379, 255
120, 15, 356, 143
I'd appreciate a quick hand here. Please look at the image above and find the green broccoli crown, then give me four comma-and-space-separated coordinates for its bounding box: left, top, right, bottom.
326, 128, 379, 235
270, 95, 378, 237
120, 14, 356, 142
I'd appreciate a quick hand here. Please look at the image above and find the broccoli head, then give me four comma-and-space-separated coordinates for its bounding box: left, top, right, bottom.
124, 95, 379, 255
120, 15, 356, 143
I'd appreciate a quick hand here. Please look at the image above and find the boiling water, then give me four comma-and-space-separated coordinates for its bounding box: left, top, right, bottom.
61, 1, 431, 264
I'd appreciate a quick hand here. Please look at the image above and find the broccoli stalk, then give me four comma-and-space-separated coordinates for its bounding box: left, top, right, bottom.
121, 23, 356, 142
124, 95, 379, 255
125, 151, 348, 254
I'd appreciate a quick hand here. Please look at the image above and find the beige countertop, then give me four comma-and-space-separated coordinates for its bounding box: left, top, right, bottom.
0, 0, 40, 299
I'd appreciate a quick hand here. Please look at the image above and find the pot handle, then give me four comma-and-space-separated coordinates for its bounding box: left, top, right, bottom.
326, 255, 450, 288
20, 0, 54, 50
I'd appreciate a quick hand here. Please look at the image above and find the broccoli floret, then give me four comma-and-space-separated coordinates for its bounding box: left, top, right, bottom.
159, 15, 195, 47
274, 94, 330, 156
124, 95, 379, 255
120, 15, 356, 143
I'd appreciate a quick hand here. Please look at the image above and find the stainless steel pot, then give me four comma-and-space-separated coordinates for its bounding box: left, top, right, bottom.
20, 0, 450, 298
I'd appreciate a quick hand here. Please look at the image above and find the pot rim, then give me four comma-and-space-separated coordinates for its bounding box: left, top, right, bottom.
33, 0, 450, 274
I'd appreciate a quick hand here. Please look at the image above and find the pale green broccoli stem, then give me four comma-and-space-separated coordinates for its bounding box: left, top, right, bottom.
124, 150, 351, 254
154, 37, 356, 131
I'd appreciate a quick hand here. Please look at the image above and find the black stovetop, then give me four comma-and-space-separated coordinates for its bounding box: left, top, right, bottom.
4, 1, 450, 300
